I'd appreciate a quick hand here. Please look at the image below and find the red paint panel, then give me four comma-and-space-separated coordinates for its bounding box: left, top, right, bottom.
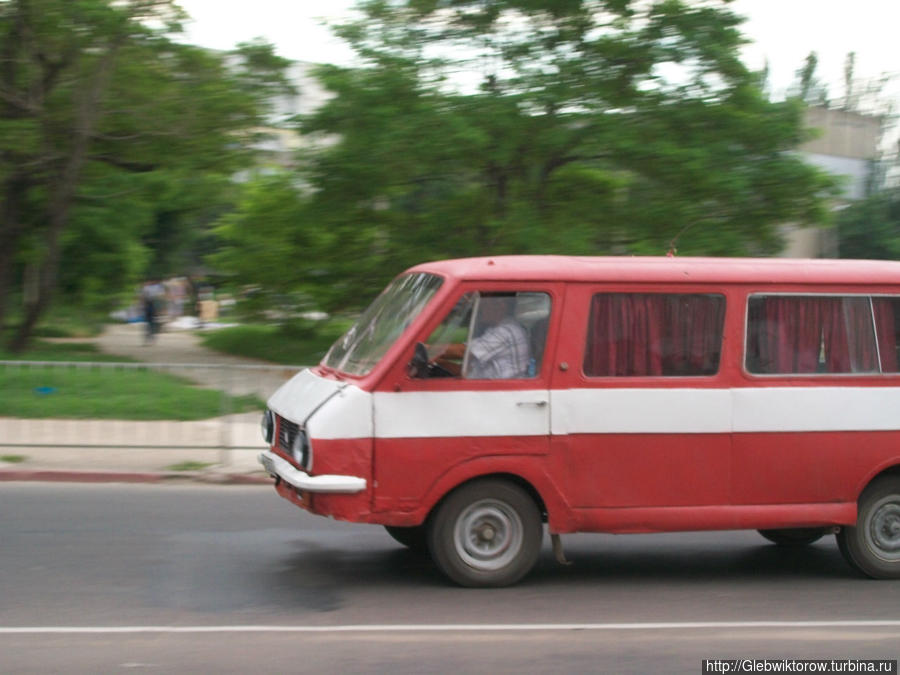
373, 435, 549, 512
309, 438, 373, 483
571, 502, 856, 534
552, 433, 731, 508
732, 431, 900, 505
268, 437, 375, 523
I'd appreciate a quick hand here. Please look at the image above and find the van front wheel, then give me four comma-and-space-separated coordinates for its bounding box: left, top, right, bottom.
427, 479, 542, 587
837, 476, 900, 579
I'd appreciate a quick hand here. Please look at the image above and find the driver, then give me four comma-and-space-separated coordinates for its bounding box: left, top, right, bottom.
434, 296, 530, 379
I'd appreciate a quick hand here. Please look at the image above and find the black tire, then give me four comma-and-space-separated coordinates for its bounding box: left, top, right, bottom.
384, 524, 428, 552
758, 527, 828, 547
837, 476, 900, 579
427, 479, 543, 588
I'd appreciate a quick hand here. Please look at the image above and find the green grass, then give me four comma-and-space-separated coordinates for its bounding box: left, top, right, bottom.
1, 455, 26, 464
165, 461, 215, 472
200, 320, 352, 365
0, 340, 126, 362
0, 340, 263, 420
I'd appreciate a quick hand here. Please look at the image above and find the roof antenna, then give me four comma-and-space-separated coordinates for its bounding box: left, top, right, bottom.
667, 221, 697, 257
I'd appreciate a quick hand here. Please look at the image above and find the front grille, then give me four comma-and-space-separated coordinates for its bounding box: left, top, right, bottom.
276, 415, 299, 455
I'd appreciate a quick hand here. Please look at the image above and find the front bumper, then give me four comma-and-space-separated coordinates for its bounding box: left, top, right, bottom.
258, 450, 367, 494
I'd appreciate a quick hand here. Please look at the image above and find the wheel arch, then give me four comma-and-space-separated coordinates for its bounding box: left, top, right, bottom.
857, 461, 900, 499
413, 458, 575, 533
427, 472, 548, 523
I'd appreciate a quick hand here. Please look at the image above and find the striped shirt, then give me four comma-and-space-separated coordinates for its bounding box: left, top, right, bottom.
466, 319, 530, 379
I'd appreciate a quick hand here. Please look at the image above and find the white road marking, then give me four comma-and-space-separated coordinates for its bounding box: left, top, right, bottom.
2, 621, 900, 634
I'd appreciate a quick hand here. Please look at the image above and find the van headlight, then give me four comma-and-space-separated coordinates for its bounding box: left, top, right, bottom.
291, 430, 312, 470
261, 410, 275, 445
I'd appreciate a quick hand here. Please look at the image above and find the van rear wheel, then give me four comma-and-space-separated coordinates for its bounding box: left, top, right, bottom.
837, 476, 900, 579
758, 528, 828, 546
427, 479, 542, 587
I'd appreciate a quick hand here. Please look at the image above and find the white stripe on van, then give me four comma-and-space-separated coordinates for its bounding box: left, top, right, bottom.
276, 370, 900, 439
373, 390, 550, 439
732, 386, 900, 433
551, 389, 732, 435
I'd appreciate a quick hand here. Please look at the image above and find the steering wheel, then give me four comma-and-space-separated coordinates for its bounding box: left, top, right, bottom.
409, 342, 455, 378
428, 358, 455, 378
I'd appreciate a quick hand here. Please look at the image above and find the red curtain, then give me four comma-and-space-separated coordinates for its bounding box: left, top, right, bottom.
665, 295, 725, 374
842, 298, 878, 372
754, 297, 828, 373
585, 294, 664, 376
749, 297, 884, 374
874, 299, 898, 372
585, 294, 724, 377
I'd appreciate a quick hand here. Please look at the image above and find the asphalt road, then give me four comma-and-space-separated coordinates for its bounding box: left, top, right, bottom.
2, 483, 899, 674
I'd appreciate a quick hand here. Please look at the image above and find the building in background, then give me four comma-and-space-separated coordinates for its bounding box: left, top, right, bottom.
780, 107, 883, 257
244, 61, 333, 173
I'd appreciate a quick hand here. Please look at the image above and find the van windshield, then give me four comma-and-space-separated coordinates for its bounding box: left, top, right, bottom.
323, 273, 444, 376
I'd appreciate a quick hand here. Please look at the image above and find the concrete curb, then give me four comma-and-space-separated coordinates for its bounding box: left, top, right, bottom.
0, 469, 272, 485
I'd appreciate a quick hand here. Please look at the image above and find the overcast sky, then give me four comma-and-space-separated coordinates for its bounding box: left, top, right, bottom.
177, 0, 899, 102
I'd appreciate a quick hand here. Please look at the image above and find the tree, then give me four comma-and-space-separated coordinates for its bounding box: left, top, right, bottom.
210, 172, 338, 315
283, 0, 837, 310
838, 189, 900, 260
0, 1, 292, 349
789, 51, 830, 107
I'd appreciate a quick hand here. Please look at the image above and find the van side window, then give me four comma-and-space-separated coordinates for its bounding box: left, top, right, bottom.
745, 295, 899, 375
422, 292, 551, 379
879, 298, 900, 372
583, 293, 725, 377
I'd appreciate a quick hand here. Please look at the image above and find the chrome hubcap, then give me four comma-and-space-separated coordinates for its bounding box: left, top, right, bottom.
454, 499, 523, 571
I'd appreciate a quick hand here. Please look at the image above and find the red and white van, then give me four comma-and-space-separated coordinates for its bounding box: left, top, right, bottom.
258, 256, 900, 587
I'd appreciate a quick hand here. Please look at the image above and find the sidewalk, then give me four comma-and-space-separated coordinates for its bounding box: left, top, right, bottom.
0, 322, 303, 485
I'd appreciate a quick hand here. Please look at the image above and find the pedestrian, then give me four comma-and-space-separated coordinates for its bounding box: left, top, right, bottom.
141, 279, 164, 344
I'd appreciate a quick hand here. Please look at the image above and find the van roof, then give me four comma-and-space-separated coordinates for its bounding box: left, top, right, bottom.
408, 256, 900, 286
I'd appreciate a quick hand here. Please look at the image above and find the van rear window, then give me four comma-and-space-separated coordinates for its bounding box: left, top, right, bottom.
583, 293, 725, 377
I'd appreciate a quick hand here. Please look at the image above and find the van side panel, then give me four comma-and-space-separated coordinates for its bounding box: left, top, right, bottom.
547, 283, 735, 512
732, 431, 900, 505
549, 432, 731, 508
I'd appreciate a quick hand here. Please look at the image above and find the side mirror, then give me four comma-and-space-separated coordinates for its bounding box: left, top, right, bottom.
407, 342, 429, 378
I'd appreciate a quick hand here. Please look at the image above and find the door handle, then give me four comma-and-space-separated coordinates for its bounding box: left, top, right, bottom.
516, 400, 547, 408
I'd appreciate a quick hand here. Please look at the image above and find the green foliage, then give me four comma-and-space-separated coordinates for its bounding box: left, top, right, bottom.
210, 173, 333, 312
219, 0, 837, 312
199, 321, 352, 366
0, 0, 294, 348
838, 189, 900, 260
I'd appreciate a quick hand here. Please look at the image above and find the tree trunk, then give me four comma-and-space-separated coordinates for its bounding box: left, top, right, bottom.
8, 225, 65, 352
7, 41, 121, 352
0, 176, 29, 332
